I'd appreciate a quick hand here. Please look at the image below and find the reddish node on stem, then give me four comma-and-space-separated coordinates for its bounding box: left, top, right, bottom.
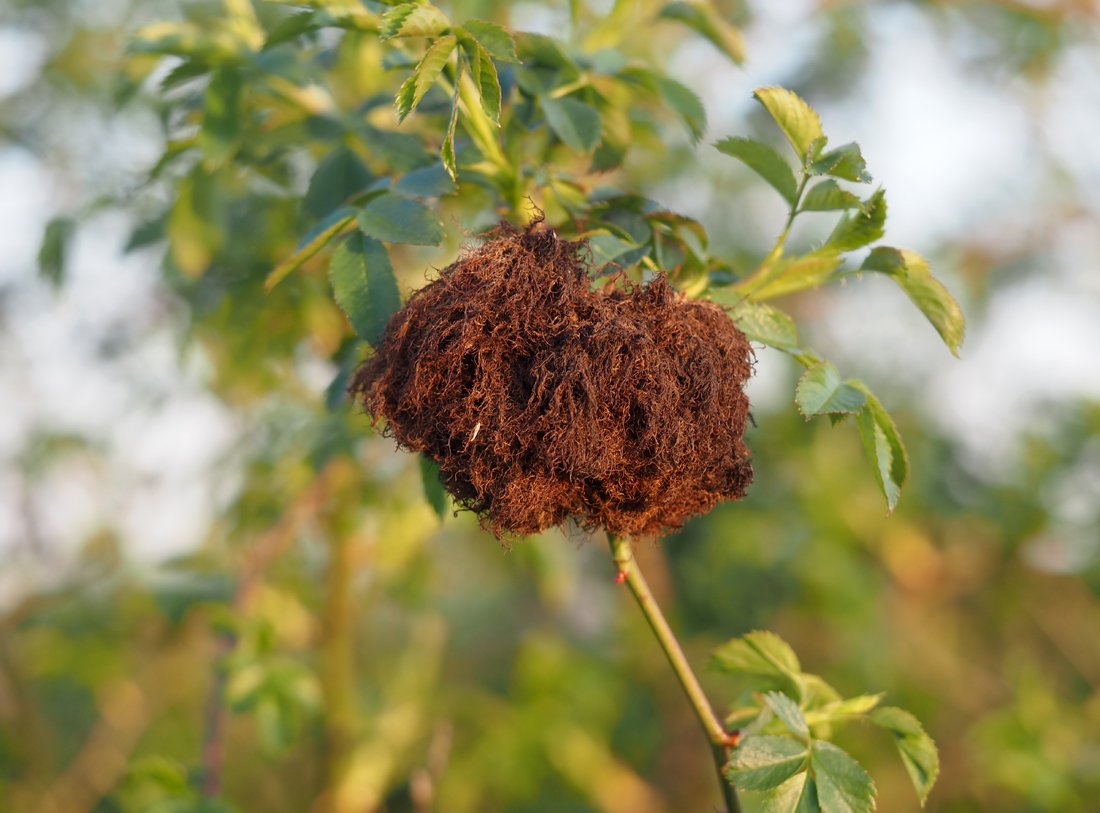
615, 570, 627, 585
722, 730, 741, 748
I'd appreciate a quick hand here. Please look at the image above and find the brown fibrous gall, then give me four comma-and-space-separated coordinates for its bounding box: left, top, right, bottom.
350, 220, 754, 539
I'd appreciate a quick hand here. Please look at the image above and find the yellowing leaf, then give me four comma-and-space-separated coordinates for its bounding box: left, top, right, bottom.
869, 707, 940, 806
861, 247, 965, 356
380, 4, 450, 40
659, 1, 745, 65
754, 87, 823, 160
826, 189, 886, 252
395, 34, 456, 123
750, 251, 842, 300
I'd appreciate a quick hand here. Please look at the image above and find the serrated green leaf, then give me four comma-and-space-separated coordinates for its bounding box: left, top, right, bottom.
329, 233, 402, 347
304, 147, 373, 218
586, 232, 647, 269
159, 59, 209, 91
646, 210, 708, 250
759, 771, 820, 813
542, 96, 602, 151
710, 631, 803, 698
795, 363, 867, 418
714, 631, 802, 674
764, 692, 810, 739
393, 163, 455, 197
457, 29, 479, 77
266, 208, 356, 291
811, 741, 876, 813
754, 87, 823, 161
470, 40, 502, 124
324, 342, 358, 412
725, 704, 764, 729
710, 297, 799, 351
869, 707, 940, 806
826, 189, 886, 252
715, 136, 798, 204
200, 68, 242, 167
597, 207, 652, 242
129, 20, 240, 62
850, 382, 908, 511
167, 167, 226, 278
515, 68, 565, 98
659, 1, 744, 64
361, 124, 433, 172
751, 251, 842, 300
591, 136, 626, 172
515, 32, 574, 69
380, 3, 450, 40
805, 694, 883, 727
419, 456, 449, 519
395, 34, 456, 123
861, 247, 965, 356
391, 74, 424, 128
357, 194, 442, 245
38, 217, 75, 289
652, 75, 706, 143
809, 143, 871, 183
125, 214, 167, 253
727, 735, 809, 791
263, 10, 319, 49
800, 180, 863, 212
441, 58, 461, 180
799, 674, 842, 707
460, 19, 519, 62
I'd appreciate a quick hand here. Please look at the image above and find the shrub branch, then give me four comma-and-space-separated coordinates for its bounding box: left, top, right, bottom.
609, 535, 742, 813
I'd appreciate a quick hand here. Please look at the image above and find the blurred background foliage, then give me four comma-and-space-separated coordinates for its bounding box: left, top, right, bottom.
1, 1, 1100, 812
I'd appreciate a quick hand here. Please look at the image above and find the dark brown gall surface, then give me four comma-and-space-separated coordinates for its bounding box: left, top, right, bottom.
351, 221, 754, 539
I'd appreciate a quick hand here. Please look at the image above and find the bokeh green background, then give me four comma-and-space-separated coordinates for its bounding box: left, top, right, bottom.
2, 1, 1099, 812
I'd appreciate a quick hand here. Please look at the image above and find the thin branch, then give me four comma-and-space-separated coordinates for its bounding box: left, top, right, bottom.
733, 168, 812, 299
609, 536, 742, 813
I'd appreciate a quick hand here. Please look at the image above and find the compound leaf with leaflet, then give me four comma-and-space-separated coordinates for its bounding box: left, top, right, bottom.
716, 136, 798, 204
754, 86, 823, 161
328, 232, 402, 347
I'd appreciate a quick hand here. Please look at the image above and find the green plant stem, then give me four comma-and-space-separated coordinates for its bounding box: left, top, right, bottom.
456, 72, 508, 169
775, 171, 812, 252
438, 69, 522, 214
735, 170, 811, 298
609, 535, 742, 813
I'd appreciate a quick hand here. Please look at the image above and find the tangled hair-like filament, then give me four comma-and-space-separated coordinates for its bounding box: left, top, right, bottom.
350, 221, 754, 539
